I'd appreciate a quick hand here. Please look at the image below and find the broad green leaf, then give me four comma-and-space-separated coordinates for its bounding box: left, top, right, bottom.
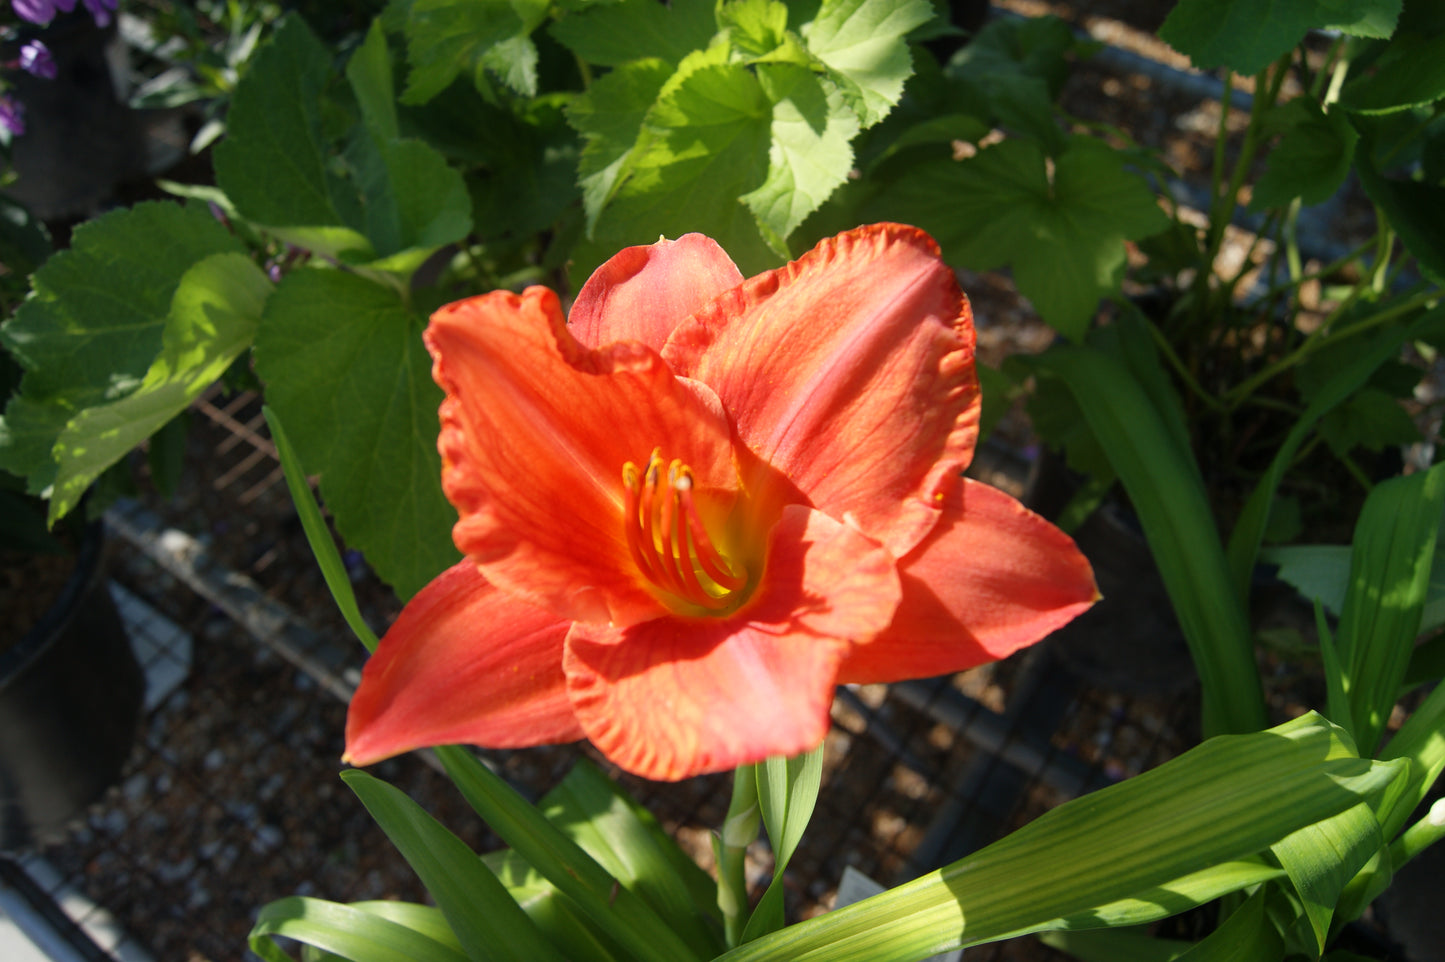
252, 268, 459, 599
1356, 133, 1445, 285
1033, 345, 1266, 736
249, 896, 469, 962
0, 396, 71, 490
1336, 462, 1445, 753
538, 761, 722, 959
1159, 0, 1402, 75
568, 58, 674, 232
577, 59, 776, 279
400, 0, 549, 103
720, 0, 790, 57
717, 713, 1403, 962
1226, 305, 1445, 607
265, 405, 379, 652
944, 16, 1078, 155
1319, 386, 1421, 455
348, 20, 401, 143
341, 135, 473, 261
742, 65, 859, 246
741, 745, 825, 942
213, 18, 363, 238
870, 137, 1167, 340
549, 0, 718, 67
435, 745, 707, 962
342, 770, 567, 962
1048, 859, 1285, 933
1250, 99, 1359, 209
0, 201, 242, 404
1260, 544, 1353, 616
1338, 29, 1445, 114
467, 96, 580, 243
1271, 803, 1384, 953
48, 254, 271, 523
1382, 678, 1445, 836
801, 0, 934, 127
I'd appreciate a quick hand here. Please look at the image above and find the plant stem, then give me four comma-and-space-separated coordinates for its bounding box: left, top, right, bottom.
1388, 799, 1445, 869
1225, 286, 1439, 409
717, 764, 761, 948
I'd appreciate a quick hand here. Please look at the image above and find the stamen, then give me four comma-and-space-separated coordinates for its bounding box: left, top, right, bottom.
621, 452, 745, 611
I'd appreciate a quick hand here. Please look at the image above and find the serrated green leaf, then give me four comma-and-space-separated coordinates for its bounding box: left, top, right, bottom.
742, 64, 858, 245
467, 96, 580, 242
213, 18, 363, 236
549, 0, 718, 68
802, 0, 933, 127
1338, 29, 1445, 114
48, 254, 271, 523
577, 59, 776, 279
400, 0, 549, 103
569, 58, 674, 231
1319, 386, 1421, 455
250, 896, 470, 962
1356, 139, 1445, 285
1260, 544, 1353, 616
0, 201, 242, 404
348, 20, 401, 143
342, 135, 473, 260
252, 268, 459, 599
343, 770, 567, 962
1160, 0, 1402, 75
720, 0, 790, 57
944, 16, 1076, 154
871, 137, 1167, 339
1251, 99, 1359, 209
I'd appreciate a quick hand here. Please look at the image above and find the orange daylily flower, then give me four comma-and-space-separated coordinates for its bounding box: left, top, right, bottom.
344, 224, 1098, 781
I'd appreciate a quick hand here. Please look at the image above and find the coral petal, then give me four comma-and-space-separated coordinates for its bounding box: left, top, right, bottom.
344, 562, 582, 766
563, 505, 899, 780
570, 234, 744, 350
665, 224, 979, 557
838, 480, 1098, 684
427, 287, 738, 626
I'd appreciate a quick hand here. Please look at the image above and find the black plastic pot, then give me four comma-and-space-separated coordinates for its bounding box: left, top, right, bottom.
0, 523, 143, 850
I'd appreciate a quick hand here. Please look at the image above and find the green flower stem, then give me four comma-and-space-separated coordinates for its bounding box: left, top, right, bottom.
718, 763, 761, 947
1389, 800, 1445, 869
1141, 309, 1227, 413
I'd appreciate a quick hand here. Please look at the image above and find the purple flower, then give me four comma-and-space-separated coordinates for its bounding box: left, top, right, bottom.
0, 96, 25, 137
11, 0, 57, 24
80, 0, 114, 28
18, 40, 56, 79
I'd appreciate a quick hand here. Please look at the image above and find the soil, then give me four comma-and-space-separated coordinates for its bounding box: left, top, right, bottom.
0, 550, 77, 657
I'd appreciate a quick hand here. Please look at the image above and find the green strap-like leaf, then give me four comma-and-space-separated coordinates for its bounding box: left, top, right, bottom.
1336, 462, 1445, 753
1034, 344, 1266, 736
1171, 888, 1283, 962
343, 770, 566, 962
1271, 803, 1384, 953
435, 745, 706, 962
264, 405, 379, 652
1226, 306, 1445, 606
538, 760, 723, 958
249, 896, 470, 962
741, 744, 825, 942
716, 714, 1402, 962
